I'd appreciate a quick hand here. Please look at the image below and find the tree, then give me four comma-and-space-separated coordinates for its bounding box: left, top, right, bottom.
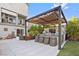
66, 16, 79, 41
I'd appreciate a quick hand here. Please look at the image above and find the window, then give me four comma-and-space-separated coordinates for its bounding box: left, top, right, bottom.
18, 14, 25, 25
4, 28, 8, 31
1, 12, 16, 24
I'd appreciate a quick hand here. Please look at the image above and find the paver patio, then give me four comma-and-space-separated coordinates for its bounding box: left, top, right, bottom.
0, 38, 58, 56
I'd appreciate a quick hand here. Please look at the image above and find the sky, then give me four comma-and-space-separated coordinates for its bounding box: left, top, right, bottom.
28, 3, 79, 20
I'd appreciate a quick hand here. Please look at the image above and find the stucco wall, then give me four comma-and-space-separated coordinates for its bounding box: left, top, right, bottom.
0, 3, 28, 16
0, 24, 25, 37
0, 24, 16, 37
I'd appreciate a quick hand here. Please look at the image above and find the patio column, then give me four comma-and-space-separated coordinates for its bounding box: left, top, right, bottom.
58, 6, 62, 50
25, 20, 27, 36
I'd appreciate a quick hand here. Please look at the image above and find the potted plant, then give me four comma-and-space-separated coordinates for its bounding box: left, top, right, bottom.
28, 25, 39, 39
29, 30, 39, 39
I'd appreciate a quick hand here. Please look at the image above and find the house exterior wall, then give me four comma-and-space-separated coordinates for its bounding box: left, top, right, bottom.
0, 24, 16, 37
0, 3, 27, 16
0, 3, 28, 38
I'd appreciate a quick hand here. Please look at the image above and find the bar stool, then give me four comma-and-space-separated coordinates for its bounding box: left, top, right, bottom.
35, 35, 39, 42
44, 36, 49, 44
49, 37, 57, 46
38, 37, 44, 43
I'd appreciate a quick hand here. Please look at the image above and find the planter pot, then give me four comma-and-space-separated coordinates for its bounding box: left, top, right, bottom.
35, 36, 39, 42
32, 36, 35, 39
24, 35, 32, 40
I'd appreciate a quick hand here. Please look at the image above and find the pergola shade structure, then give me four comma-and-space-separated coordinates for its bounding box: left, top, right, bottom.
26, 6, 67, 50
27, 6, 67, 25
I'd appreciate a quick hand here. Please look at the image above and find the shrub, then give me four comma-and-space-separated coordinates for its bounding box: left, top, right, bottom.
28, 25, 43, 38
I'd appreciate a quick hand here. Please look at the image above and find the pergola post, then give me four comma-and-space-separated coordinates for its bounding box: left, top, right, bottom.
25, 20, 27, 36
58, 6, 62, 50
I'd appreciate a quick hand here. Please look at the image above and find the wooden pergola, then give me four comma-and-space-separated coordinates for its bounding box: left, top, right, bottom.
25, 6, 67, 50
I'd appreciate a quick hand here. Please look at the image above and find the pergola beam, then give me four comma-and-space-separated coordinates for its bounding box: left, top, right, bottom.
61, 9, 67, 23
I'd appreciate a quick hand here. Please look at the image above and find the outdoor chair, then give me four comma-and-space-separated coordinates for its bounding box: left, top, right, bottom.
43, 36, 50, 44
49, 37, 57, 46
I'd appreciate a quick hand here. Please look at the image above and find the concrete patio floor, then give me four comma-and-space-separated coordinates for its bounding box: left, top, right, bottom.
0, 39, 58, 56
